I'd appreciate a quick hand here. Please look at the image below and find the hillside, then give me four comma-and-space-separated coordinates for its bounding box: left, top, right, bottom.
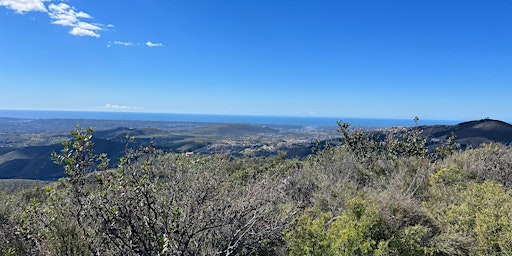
0, 139, 126, 180
0, 122, 319, 180
1, 119, 510, 181
0, 179, 51, 192
188, 123, 279, 137
3, 122, 512, 255
421, 118, 512, 148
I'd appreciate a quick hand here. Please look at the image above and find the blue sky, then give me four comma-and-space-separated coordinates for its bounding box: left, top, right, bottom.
0, 0, 510, 121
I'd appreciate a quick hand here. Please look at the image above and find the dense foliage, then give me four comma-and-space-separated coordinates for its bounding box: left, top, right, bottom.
1, 122, 512, 255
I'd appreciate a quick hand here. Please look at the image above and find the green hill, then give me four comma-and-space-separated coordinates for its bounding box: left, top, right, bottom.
0, 139, 126, 180
1, 119, 510, 181
93, 127, 168, 139
188, 123, 279, 137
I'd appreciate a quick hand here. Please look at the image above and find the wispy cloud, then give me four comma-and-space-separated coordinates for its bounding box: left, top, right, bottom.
0, 0, 109, 38
1, 1, 159, 43
0, 0, 48, 13
108, 40, 164, 48
48, 3, 104, 38
113, 41, 135, 47
146, 41, 163, 47
101, 104, 137, 110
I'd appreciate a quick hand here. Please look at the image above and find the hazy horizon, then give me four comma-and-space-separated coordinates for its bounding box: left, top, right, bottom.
0, 108, 467, 121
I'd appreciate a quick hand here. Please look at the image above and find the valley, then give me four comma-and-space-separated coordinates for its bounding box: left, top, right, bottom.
1, 117, 511, 180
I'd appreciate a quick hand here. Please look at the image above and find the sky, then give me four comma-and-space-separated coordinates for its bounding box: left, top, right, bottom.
0, 0, 510, 121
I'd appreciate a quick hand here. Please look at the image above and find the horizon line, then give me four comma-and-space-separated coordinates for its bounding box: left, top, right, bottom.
0, 108, 470, 122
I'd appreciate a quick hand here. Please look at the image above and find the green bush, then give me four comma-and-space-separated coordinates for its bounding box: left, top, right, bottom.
2, 123, 512, 255
286, 194, 436, 256
442, 181, 512, 255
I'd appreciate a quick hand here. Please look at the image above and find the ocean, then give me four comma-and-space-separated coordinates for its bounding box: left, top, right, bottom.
0, 110, 460, 128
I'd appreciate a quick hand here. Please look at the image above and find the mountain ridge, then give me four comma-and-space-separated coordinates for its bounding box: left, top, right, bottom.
421, 118, 512, 148
0, 119, 510, 180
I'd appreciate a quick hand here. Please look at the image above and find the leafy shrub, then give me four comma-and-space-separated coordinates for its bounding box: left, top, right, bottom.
3, 122, 512, 255
457, 143, 512, 188
18, 126, 297, 255
286, 194, 436, 256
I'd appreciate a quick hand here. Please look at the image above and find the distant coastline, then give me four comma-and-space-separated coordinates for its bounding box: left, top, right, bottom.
0, 109, 460, 128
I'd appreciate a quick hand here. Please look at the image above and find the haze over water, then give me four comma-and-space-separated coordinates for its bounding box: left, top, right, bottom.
0, 110, 460, 128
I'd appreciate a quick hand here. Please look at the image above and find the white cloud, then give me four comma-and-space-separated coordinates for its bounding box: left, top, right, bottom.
48, 3, 104, 38
70, 27, 99, 37
0, 0, 48, 13
108, 40, 164, 48
76, 21, 101, 31
2, 1, 111, 38
102, 104, 137, 110
113, 41, 134, 46
146, 41, 163, 47
1, 2, 129, 41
